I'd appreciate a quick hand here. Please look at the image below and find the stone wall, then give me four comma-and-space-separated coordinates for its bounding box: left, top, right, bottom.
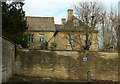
0, 37, 2, 84
15, 49, 118, 81
2, 37, 15, 82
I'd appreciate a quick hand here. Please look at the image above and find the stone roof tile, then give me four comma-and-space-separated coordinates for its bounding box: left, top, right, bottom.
26, 16, 55, 31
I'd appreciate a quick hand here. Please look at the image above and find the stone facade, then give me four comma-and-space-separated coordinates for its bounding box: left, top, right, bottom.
89, 33, 98, 51
56, 32, 98, 50
15, 49, 119, 81
27, 32, 55, 49
26, 9, 98, 51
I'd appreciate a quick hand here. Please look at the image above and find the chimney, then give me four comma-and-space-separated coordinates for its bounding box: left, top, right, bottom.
67, 9, 73, 20
61, 18, 66, 25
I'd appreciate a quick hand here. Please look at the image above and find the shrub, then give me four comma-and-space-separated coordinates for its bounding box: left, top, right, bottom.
50, 42, 57, 50
40, 41, 48, 50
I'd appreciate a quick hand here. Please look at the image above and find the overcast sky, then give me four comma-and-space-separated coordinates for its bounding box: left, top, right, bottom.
23, 0, 119, 24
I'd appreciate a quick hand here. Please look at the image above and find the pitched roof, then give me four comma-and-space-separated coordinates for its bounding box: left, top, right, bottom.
26, 16, 55, 32
56, 16, 98, 33
26, 16, 98, 33
55, 24, 62, 31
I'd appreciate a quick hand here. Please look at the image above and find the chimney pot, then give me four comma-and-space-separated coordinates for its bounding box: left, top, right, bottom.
67, 9, 73, 20
61, 18, 66, 25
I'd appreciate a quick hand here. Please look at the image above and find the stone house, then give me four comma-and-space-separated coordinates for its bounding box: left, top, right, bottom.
26, 9, 98, 51
25, 17, 55, 49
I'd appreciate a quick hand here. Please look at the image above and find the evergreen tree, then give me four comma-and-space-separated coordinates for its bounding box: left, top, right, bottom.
2, 2, 28, 48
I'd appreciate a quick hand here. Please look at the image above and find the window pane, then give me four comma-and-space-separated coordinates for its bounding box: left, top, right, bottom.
83, 34, 86, 40
71, 34, 73, 39
67, 34, 74, 45
73, 19, 79, 26
39, 34, 44, 42
28, 34, 34, 42
29, 37, 30, 42
31, 34, 34, 42
43, 24, 46, 27
67, 35, 70, 45
83, 34, 86, 46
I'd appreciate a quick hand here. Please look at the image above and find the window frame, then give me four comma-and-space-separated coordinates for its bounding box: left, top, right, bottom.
43, 24, 46, 27
67, 33, 74, 45
39, 34, 44, 42
73, 19, 79, 27
28, 34, 34, 42
82, 34, 87, 46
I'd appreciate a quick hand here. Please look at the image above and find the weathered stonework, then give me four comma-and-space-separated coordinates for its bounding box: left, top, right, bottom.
56, 32, 98, 51
89, 33, 98, 51
26, 17, 55, 31
27, 31, 98, 51
2, 37, 15, 82
15, 49, 119, 81
27, 32, 55, 49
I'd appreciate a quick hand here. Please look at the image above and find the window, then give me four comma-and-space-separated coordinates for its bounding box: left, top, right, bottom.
82, 34, 86, 46
39, 34, 44, 42
28, 34, 34, 42
67, 34, 74, 45
73, 19, 79, 26
43, 24, 46, 27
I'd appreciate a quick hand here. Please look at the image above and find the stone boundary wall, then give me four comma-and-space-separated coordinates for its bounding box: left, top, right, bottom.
15, 49, 119, 81
2, 37, 15, 82
0, 37, 2, 84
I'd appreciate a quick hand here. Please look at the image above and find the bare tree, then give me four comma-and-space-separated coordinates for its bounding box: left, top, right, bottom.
109, 7, 118, 51
74, 2, 104, 50
74, 2, 104, 29
98, 10, 107, 50
67, 2, 118, 51
98, 6, 118, 51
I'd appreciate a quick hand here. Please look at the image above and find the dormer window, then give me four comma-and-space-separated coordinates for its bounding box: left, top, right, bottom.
43, 24, 46, 27
73, 19, 79, 26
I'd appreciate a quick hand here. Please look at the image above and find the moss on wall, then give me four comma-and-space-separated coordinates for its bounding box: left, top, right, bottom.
15, 49, 118, 81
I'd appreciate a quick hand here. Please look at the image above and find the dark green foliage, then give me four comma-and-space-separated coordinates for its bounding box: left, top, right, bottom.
50, 42, 57, 50
21, 34, 28, 48
2, 2, 28, 48
40, 41, 48, 50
